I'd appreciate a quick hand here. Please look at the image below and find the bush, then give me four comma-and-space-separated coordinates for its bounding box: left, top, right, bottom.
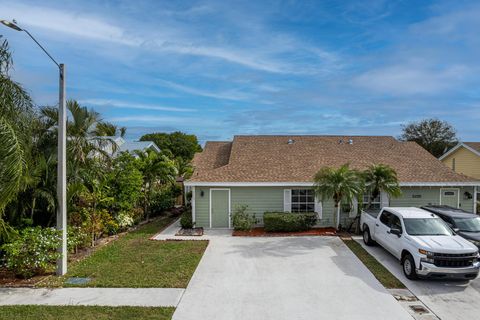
232, 205, 257, 231
180, 211, 194, 229
68, 226, 89, 254
263, 212, 317, 232
151, 188, 176, 216
116, 210, 135, 229
1, 227, 61, 278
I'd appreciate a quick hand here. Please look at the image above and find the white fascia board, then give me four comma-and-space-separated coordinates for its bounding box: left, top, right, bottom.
185, 181, 480, 187
400, 182, 480, 187
439, 143, 480, 160
184, 181, 314, 187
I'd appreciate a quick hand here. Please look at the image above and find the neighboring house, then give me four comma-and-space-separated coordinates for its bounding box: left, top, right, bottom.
91, 136, 161, 157
184, 135, 480, 229
439, 142, 480, 180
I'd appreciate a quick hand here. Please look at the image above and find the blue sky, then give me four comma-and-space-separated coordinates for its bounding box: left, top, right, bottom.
1, 0, 479, 143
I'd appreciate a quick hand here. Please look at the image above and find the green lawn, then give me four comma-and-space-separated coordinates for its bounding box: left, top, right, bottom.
343, 238, 406, 289
43, 216, 208, 288
0, 306, 174, 320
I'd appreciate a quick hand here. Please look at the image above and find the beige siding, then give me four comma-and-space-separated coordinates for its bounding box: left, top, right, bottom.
442, 146, 480, 179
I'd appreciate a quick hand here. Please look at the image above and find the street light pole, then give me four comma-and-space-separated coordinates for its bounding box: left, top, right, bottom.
1, 19, 67, 275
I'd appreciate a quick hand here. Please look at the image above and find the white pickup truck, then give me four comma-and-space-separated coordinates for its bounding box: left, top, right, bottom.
360, 207, 480, 280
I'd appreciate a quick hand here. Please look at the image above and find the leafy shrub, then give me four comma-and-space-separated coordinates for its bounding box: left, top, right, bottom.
263, 212, 317, 232
68, 226, 89, 254
1, 227, 61, 278
180, 211, 194, 229
151, 188, 175, 216
232, 205, 257, 231
116, 210, 135, 229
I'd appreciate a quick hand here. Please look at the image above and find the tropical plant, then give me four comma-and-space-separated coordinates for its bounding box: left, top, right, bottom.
232, 205, 257, 231
94, 122, 126, 137
313, 164, 364, 230
363, 164, 402, 209
140, 131, 202, 161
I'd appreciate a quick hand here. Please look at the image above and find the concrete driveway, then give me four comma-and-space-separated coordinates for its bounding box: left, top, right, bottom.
355, 237, 480, 320
173, 236, 412, 320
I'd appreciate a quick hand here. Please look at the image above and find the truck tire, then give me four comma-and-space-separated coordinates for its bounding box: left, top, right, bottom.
363, 227, 375, 246
402, 253, 418, 280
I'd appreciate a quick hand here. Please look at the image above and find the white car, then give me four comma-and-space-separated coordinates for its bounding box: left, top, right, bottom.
360, 207, 480, 280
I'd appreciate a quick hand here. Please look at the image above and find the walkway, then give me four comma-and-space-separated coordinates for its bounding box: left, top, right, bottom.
0, 288, 183, 307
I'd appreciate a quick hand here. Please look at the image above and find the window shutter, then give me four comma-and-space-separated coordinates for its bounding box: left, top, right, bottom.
314, 195, 322, 219
283, 189, 292, 212
380, 191, 389, 208
349, 198, 358, 218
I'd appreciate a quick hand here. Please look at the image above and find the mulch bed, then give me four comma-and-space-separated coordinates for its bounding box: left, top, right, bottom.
232, 227, 337, 237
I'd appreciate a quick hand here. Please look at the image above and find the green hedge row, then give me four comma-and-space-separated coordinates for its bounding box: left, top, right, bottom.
263, 212, 317, 232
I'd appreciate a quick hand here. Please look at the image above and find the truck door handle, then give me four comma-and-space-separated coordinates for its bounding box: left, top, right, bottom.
375, 224, 379, 227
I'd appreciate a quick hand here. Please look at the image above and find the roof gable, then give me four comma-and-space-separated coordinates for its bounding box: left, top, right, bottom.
439, 142, 480, 160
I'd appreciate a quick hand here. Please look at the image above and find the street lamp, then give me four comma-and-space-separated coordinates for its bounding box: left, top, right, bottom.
1, 19, 67, 275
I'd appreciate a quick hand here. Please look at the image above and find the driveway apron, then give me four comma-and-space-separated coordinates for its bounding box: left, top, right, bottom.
173, 236, 412, 320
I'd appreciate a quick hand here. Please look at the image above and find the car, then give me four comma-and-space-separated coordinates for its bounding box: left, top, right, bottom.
360, 207, 480, 280
422, 205, 480, 248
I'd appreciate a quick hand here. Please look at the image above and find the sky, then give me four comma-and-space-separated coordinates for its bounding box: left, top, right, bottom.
1, 0, 479, 143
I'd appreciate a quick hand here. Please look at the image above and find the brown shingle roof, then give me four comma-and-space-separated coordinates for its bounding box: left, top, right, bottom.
189, 135, 477, 183
464, 142, 480, 154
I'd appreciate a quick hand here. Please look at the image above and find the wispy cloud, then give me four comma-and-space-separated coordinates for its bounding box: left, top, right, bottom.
80, 98, 196, 112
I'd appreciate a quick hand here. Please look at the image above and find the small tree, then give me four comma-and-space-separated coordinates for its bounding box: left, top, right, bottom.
313, 164, 364, 230
399, 118, 457, 158
363, 164, 402, 209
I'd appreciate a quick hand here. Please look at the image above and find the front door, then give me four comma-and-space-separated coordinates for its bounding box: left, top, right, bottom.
210, 189, 230, 228
440, 188, 459, 208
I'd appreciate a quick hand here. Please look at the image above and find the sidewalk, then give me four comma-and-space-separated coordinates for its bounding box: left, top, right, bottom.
0, 288, 184, 307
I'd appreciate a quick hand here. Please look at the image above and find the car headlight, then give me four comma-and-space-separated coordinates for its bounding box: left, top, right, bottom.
419, 249, 435, 263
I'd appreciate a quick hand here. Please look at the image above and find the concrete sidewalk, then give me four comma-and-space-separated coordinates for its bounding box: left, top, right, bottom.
0, 288, 184, 307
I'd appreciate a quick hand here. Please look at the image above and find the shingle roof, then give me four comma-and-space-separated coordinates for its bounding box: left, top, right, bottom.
188, 135, 477, 183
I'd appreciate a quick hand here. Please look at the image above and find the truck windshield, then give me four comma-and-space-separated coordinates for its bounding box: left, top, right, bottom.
453, 217, 480, 232
403, 218, 453, 236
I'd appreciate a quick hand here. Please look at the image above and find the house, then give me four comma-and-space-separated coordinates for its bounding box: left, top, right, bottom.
439, 142, 480, 179
91, 136, 161, 157
184, 135, 480, 229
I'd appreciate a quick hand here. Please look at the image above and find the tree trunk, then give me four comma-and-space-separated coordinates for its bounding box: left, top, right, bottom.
336, 201, 341, 230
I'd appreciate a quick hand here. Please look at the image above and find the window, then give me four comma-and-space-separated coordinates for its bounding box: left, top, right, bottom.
362, 192, 381, 210
390, 215, 402, 231
379, 211, 392, 227
291, 189, 315, 212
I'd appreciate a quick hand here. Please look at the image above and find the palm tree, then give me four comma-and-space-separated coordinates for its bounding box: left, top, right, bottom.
363, 164, 402, 209
313, 164, 364, 230
94, 122, 126, 138
135, 150, 177, 219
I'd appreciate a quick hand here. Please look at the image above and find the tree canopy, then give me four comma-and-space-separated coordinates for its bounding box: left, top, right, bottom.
140, 131, 202, 161
399, 118, 457, 158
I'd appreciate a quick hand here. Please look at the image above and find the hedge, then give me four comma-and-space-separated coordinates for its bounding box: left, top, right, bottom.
263, 212, 317, 232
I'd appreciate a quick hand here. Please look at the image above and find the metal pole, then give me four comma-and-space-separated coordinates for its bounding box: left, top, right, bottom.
57, 63, 67, 275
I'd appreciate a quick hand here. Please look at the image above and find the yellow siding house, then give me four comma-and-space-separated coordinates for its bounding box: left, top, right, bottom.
440, 142, 480, 179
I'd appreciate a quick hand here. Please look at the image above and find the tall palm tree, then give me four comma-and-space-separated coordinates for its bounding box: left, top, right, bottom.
94, 122, 126, 138
313, 164, 364, 230
363, 164, 402, 209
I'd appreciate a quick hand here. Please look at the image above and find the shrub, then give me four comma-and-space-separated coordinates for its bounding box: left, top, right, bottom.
151, 188, 175, 216
116, 210, 135, 229
180, 211, 194, 229
67, 226, 89, 254
232, 205, 257, 231
263, 212, 317, 232
1, 227, 61, 278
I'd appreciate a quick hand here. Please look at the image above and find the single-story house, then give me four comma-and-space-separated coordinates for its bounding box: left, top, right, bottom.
91, 136, 161, 157
184, 135, 480, 229
440, 142, 480, 180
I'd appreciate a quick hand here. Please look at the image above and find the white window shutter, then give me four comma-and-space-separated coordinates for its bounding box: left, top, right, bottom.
314, 195, 322, 219
283, 189, 292, 212
349, 198, 358, 218
380, 191, 389, 208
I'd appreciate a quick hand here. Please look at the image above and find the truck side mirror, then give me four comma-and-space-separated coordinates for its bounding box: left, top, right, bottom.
390, 227, 402, 237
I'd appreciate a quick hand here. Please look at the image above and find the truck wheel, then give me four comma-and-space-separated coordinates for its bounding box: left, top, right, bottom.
402, 254, 418, 280
363, 227, 375, 246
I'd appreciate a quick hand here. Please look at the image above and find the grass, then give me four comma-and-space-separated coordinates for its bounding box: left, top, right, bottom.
0, 306, 174, 320
343, 238, 406, 289
42, 215, 208, 288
